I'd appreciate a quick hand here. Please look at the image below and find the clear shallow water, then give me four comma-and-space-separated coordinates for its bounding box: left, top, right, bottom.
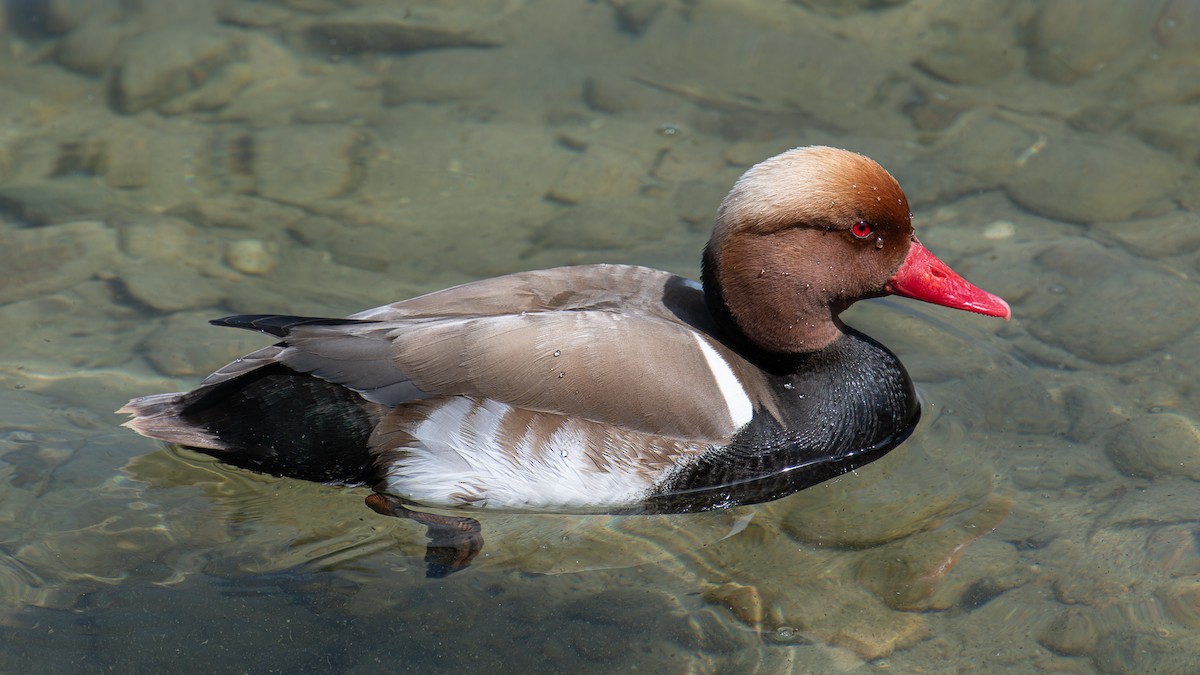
3, 0, 1200, 671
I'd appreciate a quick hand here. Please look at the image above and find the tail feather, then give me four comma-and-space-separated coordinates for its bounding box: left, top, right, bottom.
120, 363, 386, 486
119, 392, 225, 450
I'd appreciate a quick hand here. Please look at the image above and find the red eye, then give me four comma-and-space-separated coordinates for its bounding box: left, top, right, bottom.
851, 220, 873, 239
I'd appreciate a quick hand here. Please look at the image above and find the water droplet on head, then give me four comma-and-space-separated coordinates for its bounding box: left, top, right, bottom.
558, 371, 566, 378
553, 350, 561, 357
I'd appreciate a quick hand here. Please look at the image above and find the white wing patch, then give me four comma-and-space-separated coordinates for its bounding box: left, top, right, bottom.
692, 334, 754, 430
382, 398, 662, 511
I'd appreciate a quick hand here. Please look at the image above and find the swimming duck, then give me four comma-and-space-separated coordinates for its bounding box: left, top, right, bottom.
121, 146, 1009, 575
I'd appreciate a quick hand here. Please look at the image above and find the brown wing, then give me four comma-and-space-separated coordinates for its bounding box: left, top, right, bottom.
348, 264, 697, 322
382, 310, 752, 441
255, 264, 771, 443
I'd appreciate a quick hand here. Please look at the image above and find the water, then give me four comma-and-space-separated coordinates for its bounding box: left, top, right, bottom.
2, 0, 1200, 671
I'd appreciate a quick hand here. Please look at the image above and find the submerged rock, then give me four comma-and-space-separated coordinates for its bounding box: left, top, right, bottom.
116, 216, 231, 312
1039, 607, 1100, 656
774, 581, 929, 660
95, 121, 152, 189
1030, 241, 1200, 364
532, 199, 672, 251
544, 145, 647, 205
1092, 211, 1200, 258
914, 20, 1019, 86
120, 264, 227, 312
0, 180, 138, 225
141, 311, 270, 377
1092, 631, 1200, 674
384, 49, 516, 106
704, 582, 765, 627
1105, 412, 1200, 481
1157, 579, 1200, 629
1025, 0, 1161, 84
1004, 134, 1183, 224
291, 6, 508, 54
251, 125, 374, 204
54, 12, 133, 76
1131, 104, 1200, 165
225, 239, 278, 276
0, 221, 120, 304
107, 28, 243, 114
853, 493, 1013, 610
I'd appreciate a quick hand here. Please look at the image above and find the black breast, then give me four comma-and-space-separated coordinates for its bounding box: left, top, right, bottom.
636, 329, 920, 514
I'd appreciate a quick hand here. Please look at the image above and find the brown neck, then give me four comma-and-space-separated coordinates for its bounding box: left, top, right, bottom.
701, 235, 849, 358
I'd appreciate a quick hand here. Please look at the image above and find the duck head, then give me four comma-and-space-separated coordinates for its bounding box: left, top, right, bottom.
702, 146, 1010, 355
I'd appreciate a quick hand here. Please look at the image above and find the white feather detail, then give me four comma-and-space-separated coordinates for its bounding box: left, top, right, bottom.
692, 334, 754, 430
383, 398, 657, 511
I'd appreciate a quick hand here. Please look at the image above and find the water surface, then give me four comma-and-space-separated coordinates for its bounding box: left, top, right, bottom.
3, 1, 1200, 671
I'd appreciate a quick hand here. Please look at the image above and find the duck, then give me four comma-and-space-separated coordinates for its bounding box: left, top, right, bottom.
121, 146, 1009, 576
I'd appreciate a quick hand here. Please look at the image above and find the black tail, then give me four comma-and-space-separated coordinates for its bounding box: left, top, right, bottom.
124, 362, 385, 486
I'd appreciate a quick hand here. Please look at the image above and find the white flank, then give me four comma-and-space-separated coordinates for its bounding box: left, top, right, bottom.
692, 334, 754, 430
384, 398, 656, 511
